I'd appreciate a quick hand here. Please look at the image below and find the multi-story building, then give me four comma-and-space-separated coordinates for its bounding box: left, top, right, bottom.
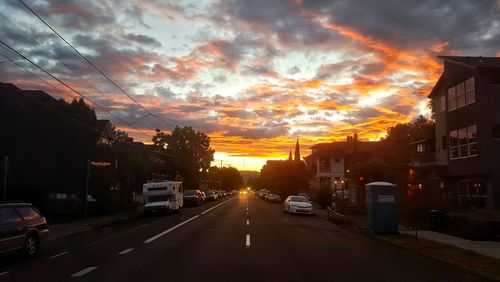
428, 56, 500, 209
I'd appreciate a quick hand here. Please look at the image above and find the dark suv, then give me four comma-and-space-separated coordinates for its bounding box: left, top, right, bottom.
0, 202, 49, 256
183, 189, 206, 206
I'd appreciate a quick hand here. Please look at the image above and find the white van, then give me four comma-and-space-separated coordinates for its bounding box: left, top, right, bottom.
143, 181, 183, 214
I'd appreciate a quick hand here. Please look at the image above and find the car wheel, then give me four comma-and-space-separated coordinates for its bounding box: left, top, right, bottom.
24, 233, 39, 256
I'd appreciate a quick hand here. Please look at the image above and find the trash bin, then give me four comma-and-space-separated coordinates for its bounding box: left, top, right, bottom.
429, 210, 446, 230
366, 182, 397, 234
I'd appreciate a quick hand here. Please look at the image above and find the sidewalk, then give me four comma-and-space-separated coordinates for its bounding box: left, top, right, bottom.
48, 209, 140, 241
400, 229, 500, 260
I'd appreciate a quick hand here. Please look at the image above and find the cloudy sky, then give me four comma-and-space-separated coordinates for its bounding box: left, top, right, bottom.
1, 0, 499, 170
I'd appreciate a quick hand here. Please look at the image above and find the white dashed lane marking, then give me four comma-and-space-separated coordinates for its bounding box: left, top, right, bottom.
0, 271, 9, 277
71, 267, 98, 277
50, 251, 69, 259
246, 234, 251, 248
118, 248, 134, 255
246, 220, 249, 226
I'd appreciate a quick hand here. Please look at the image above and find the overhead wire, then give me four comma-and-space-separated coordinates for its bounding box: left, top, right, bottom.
17, 0, 182, 128
0, 11, 159, 129
0, 39, 153, 139
0, 50, 174, 157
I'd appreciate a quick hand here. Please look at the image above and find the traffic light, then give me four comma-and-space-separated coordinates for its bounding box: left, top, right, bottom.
359, 176, 365, 182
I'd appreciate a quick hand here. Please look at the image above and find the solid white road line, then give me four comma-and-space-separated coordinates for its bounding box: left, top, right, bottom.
144, 215, 200, 244
118, 248, 134, 255
0, 271, 9, 277
50, 251, 69, 259
71, 267, 98, 277
246, 234, 251, 248
200, 197, 234, 215
246, 220, 249, 226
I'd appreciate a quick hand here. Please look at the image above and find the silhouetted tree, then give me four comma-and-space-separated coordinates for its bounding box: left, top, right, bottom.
153, 126, 214, 188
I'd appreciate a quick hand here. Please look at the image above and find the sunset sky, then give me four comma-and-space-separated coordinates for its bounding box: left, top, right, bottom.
1, 0, 499, 171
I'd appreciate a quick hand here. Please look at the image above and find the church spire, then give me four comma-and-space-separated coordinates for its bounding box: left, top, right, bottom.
294, 138, 300, 161
288, 150, 293, 161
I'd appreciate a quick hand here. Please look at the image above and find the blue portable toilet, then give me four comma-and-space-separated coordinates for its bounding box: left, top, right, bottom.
365, 182, 397, 234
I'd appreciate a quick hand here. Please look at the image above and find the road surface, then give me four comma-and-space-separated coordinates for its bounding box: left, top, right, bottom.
0, 194, 490, 281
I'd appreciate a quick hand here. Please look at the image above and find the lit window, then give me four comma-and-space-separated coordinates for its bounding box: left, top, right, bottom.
447, 86, 456, 111
468, 125, 478, 156
465, 77, 475, 105
449, 130, 458, 159
416, 144, 425, 152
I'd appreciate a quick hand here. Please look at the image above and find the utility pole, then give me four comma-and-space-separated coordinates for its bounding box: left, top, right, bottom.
85, 159, 90, 217
3, 156, 9, 201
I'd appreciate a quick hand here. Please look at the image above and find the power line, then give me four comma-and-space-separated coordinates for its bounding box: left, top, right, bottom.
0, 11, 159, 129
17, 0, 182, 129
0, 50, 174, 158
0, 39, 153, 139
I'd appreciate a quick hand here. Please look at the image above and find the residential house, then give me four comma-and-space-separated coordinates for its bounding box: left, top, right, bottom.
428, 56, 500, 209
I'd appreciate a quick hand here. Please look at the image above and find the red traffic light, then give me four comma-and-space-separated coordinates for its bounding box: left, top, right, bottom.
359, 176, 365, 182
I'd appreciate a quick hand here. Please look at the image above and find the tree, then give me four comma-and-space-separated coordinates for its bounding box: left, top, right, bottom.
211, 166, 244, 190
113, 127, 133, 142
152, 126, 214, 188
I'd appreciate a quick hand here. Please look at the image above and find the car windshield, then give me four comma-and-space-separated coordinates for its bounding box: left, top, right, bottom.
290, 197, 309, 202
184, 190, 198, 196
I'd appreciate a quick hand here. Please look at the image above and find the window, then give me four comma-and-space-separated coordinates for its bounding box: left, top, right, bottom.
449, 130, 458, 159
465, 77, 475, 104
468, 125, 478, 156
0, 208, 23, 224
16, 207, 39, 221
416, 143, 425, 152
441, 135, 448, 150
447, 86, 456, 111
449, 125, 478, 160
319, 158, 330, 173
492, 124, 500, 139
447, 77, 476, 112
458, 127, 468, 158
456, 82, 466, 108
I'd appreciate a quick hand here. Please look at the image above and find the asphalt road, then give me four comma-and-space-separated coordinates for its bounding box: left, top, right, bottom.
0, 194, 491, 282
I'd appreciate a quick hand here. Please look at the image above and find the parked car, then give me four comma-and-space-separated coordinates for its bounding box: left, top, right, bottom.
298, 192, 312, 201
267, 194, 281, 203
284, 196, 314, 215
205, 190, 218, 201
199, 191, 206, 203
183, 189, 205, 206
0, 201, 49, 256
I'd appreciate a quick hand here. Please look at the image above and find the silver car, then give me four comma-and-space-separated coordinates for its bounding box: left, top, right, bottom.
284, 196, 314, 215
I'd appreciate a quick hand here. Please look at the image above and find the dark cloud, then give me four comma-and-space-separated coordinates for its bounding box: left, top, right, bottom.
124, 33, 162, 47
214, 0, 345, 48
303, 0, 500, 55
31, 0, 117, 31
213, 74, 227, 83
225, 126, 289, 139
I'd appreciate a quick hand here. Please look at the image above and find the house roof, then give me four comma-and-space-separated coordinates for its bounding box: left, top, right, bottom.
438, 56, 500, 68
428, 56, 500, 98
309, 141, 395, 157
